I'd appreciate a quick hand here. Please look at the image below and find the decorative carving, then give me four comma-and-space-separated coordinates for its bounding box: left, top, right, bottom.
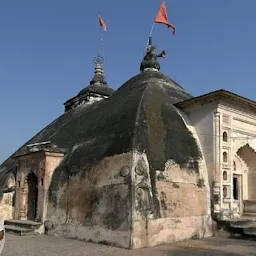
135, 158, 147, 176
135, 165, 145, 176
135, 186, 152, 212
120, 166, 130, 177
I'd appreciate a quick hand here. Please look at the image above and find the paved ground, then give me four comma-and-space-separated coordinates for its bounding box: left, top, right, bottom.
1, 234, 256, 255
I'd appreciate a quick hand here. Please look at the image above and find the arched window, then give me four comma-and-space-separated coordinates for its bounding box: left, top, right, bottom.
223, 152, 228, 162
223, 132, 228, 142
223, 171, 227, 181
223, 186, 228, 198
233, 161, 236, 171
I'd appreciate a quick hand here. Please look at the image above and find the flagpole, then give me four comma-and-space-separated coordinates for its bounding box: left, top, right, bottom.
144, 22, 155, 55
99, 14, 106, 77
149, 23, 155, 37
100, 28, 105, 69
144, 0, 161, 54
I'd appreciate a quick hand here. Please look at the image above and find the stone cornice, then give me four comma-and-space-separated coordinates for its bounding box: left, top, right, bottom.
218, 104, 256, 121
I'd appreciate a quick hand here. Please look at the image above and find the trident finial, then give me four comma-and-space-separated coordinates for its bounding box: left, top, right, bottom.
93, 55, 104, 67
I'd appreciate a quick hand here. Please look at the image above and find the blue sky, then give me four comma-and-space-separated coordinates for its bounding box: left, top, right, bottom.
0, 0, 256, 163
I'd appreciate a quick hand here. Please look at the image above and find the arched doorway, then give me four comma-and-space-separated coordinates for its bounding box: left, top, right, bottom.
236, 144, 256, 200
234, 144, 256, 217
27, 172, 38, 221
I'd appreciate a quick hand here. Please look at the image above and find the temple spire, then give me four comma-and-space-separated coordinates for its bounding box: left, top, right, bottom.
90, 55, 107, 86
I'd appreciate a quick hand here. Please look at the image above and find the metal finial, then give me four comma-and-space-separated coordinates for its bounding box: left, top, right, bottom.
140, 36, 166, 72
93, 55, 104, 67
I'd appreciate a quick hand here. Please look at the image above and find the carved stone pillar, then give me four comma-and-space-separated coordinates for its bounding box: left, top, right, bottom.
19, 184, 28, 220
213, 112, 221, 216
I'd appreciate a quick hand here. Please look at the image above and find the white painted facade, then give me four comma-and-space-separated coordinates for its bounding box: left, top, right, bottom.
177, 91, 256, 219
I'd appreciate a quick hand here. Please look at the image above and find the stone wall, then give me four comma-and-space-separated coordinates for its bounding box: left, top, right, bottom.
0, 174, 15, 220
133, 215, 212, 248
46, 152, 133, 248
131, 151, 212, 249
0, 192, 15, 220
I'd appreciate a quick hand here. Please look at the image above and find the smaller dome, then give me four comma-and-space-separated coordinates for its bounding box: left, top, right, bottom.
78, 83, 114, 97
78, 61, 114, 97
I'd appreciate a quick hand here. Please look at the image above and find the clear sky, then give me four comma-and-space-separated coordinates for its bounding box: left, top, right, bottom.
0, 0, 256, 164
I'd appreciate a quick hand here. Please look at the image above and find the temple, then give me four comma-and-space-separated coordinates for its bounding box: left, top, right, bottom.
0, 37, 256, 248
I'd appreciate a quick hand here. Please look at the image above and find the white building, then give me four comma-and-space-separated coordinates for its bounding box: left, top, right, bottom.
176, 89, 256, 219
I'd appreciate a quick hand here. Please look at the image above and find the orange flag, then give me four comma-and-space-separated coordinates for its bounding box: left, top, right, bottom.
154, 1, 175, 35
99, 15, 107, 31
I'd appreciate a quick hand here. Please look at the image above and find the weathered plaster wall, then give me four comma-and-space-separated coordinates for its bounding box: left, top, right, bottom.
46, 152, 133, 248
0, 174, 15, 220
181, 103, 217, 183
0, 192, 15, 220
41, 154, 64, 221
178, 102, 223, 217
131, 151, 212, 249
177, 108, 211, 216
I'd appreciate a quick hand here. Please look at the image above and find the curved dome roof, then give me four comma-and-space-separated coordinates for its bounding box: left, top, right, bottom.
78, 84, 114, 97
0, 41, 201, 195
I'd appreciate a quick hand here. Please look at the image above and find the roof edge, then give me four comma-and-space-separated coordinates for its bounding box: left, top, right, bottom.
175, 89, 256, 110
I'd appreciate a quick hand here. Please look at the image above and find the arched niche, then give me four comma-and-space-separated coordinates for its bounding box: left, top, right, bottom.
223, 171, 228, 181
223, 186, 228, 198
223, 152, 228, 163
223, 131, 228, 142
135, 184, 152, 212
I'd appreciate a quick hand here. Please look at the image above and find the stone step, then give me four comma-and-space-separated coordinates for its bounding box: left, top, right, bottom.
4, 225, 36, 236
4, 220, 42, 230
244, 200, 256, 214
4, 220, 42, 236
229, 219, 254, 228
243, 227, 256, 236
243, 213, 256, 217
218, 218, 256, 239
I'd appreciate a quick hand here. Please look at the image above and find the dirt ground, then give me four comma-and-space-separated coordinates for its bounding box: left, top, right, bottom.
2, 234, 256, 256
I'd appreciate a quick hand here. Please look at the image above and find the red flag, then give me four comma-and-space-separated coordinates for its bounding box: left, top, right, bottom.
99, 15, 107, 31
154, 1, 175, 35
